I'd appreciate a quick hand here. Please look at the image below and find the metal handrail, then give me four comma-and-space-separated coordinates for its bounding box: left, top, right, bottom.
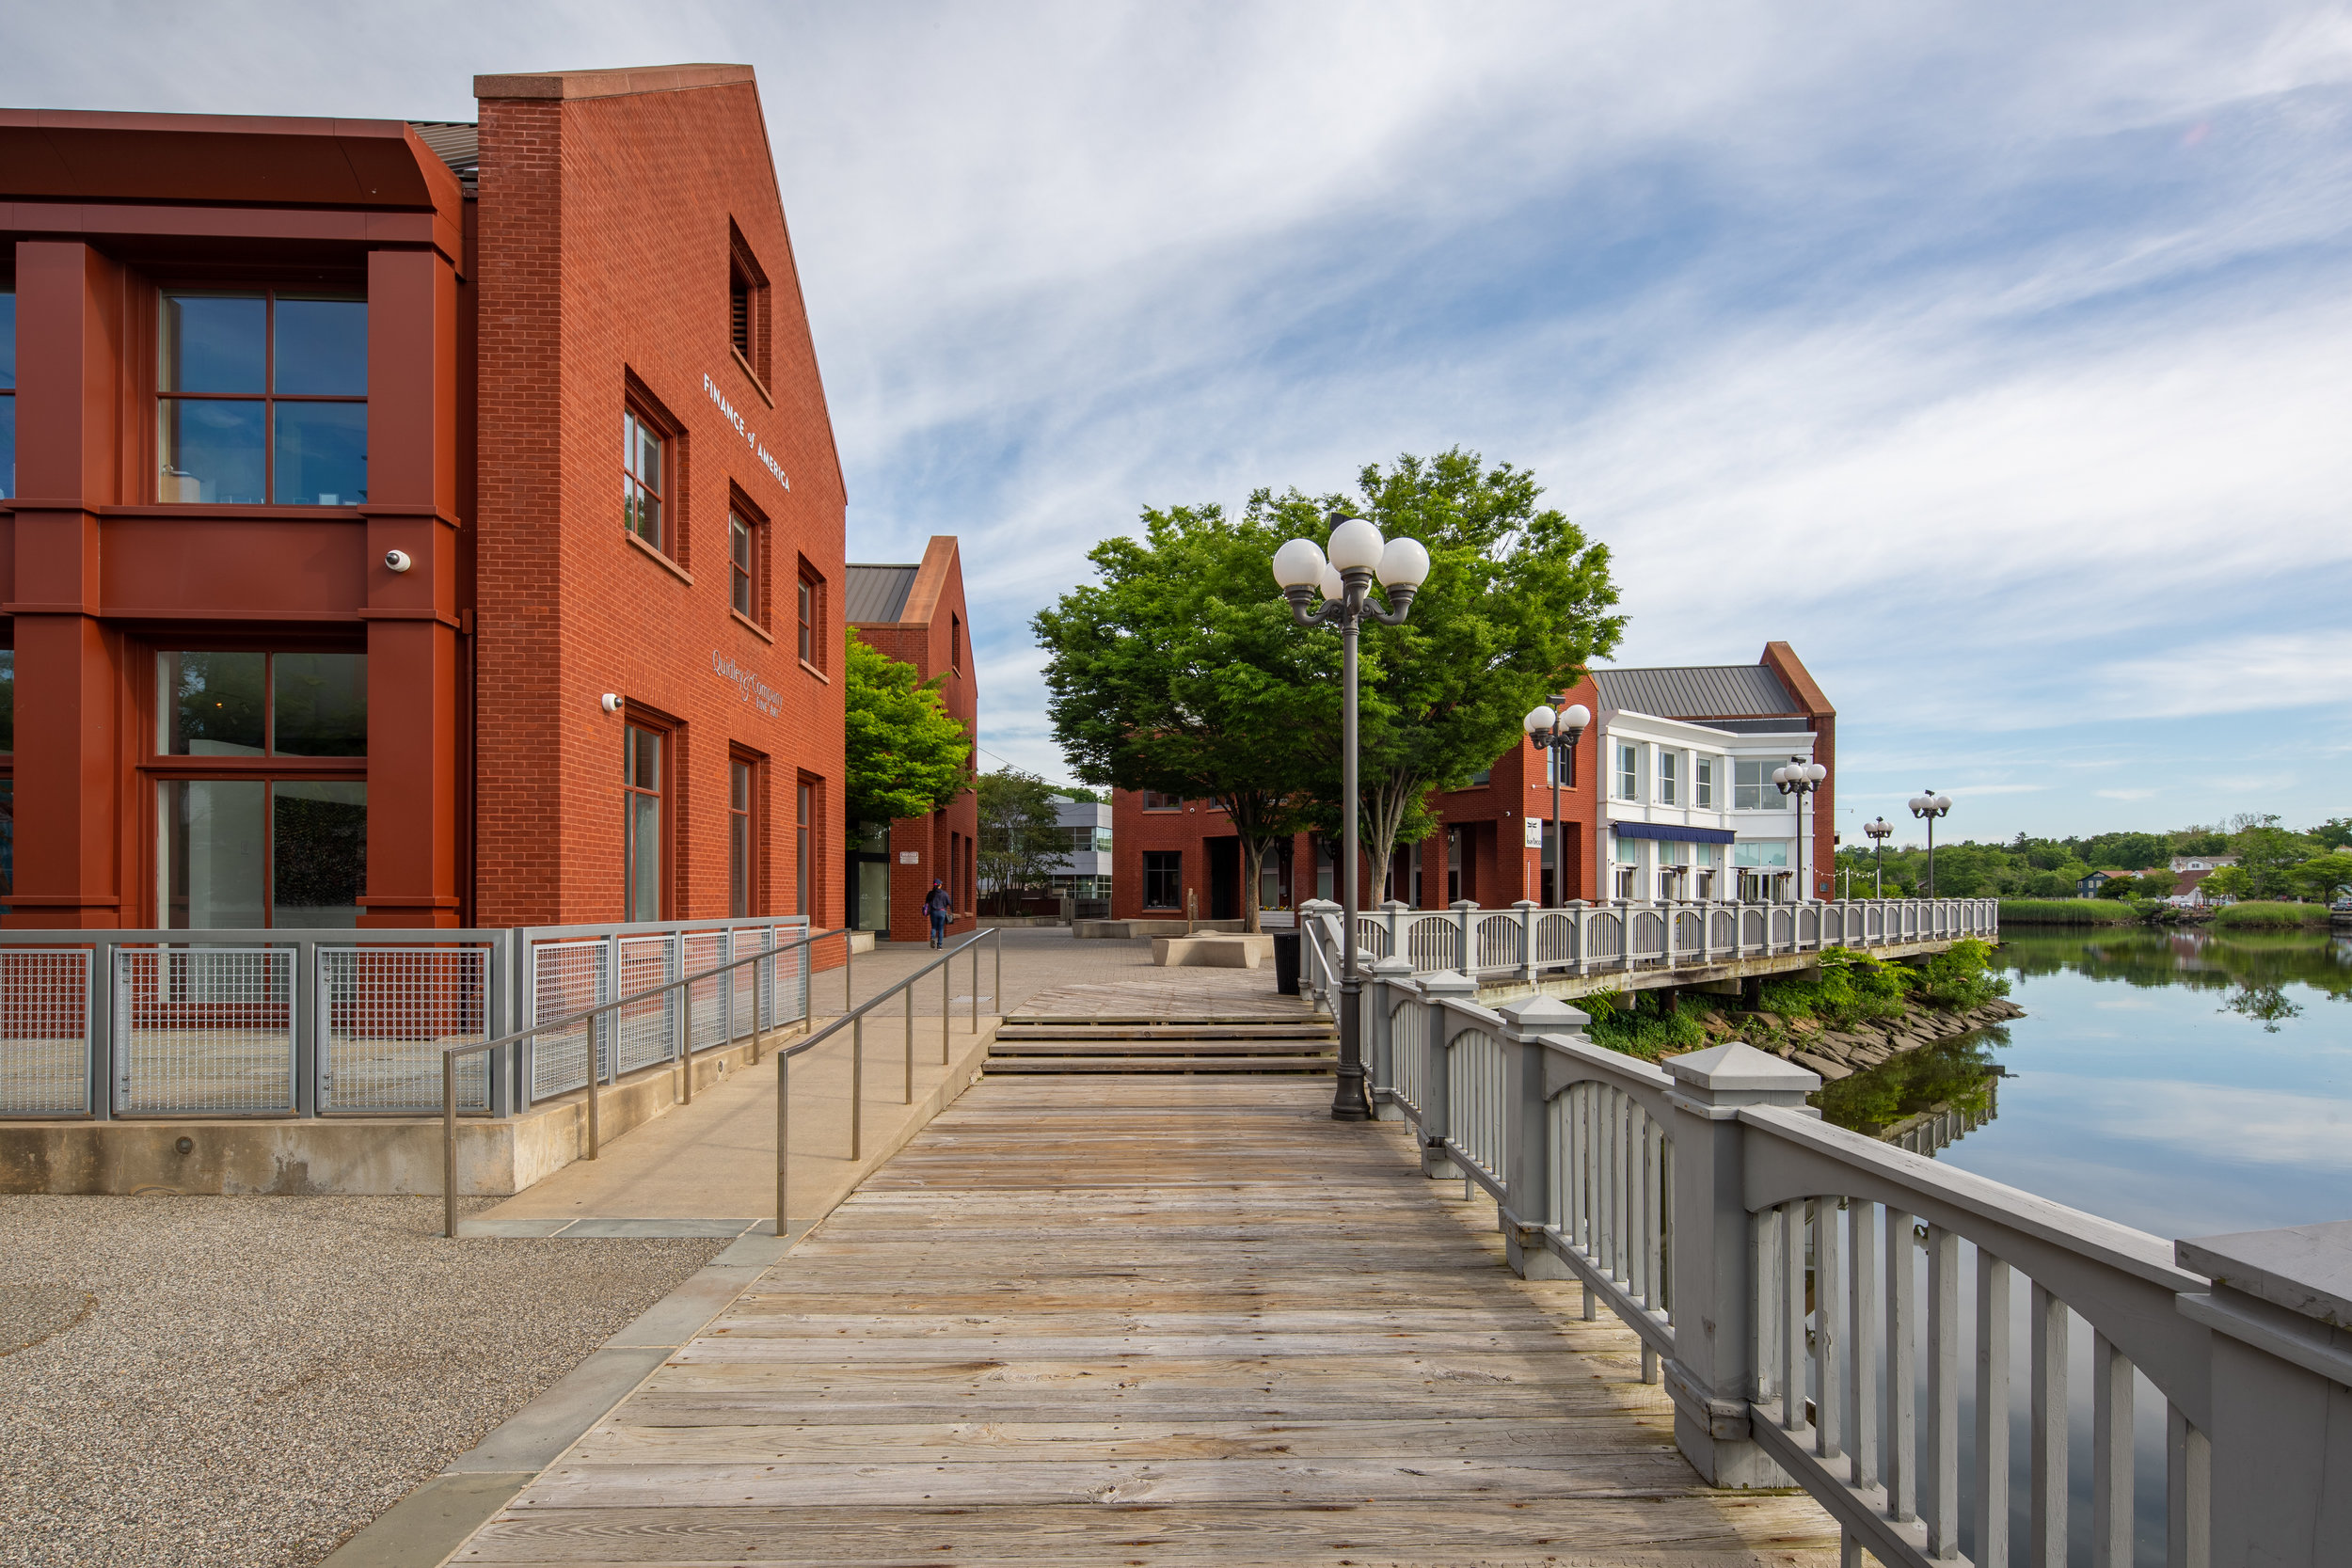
772, 926, 1002, 1227
440, 926, 848, 1237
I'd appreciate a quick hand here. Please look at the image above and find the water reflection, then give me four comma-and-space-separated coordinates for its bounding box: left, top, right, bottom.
1812, 1032, 2006, 1144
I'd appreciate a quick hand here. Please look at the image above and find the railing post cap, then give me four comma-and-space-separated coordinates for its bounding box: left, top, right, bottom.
1378, 898, 1408, 911
1421, 969, 1478, 997
1496, 992, 1589, 1037
1666, 1039, 1820, 1096
1369, 955, 1415, 977
1511, 898, 1537, 911
1298, 898, 1342, 914
1450, 899, 1481, 911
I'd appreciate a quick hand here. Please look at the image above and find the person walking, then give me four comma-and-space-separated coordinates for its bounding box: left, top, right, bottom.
924, 879, 952, 949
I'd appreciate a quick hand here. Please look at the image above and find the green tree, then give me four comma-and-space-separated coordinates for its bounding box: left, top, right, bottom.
1035, 503, 1336, 934
2310, 817, 2352, 850
843, 631, 970, 835
2230, 815, 2318, 900
1270, 451, 1624, 892
2290, 851, 2352, 905
977, 768, 1069, 909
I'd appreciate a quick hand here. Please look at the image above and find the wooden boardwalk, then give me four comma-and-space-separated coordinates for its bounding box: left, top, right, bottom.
456, 1078, 1837, 1566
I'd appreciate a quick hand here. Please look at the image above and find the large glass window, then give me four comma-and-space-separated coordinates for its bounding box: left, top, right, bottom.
730, 756, 756, 918
1733, 759, 1790, 811
0, 291, 15, 500
623, 407, 665, 550
1143, 850, 1182, 910
158, 651, 365, 756
624, 725, 663, 921
158, 779, 366, 928
158, 292, 366, 505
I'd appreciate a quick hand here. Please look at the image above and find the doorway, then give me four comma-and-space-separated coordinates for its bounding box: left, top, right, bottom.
848, 824, 890, 932
1206, 835, 1240, 921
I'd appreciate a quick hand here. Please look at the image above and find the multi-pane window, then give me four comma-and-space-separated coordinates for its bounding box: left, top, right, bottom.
0, 291, 15, 500
1733, 759, 1789, 811
797, 566, 825, 668
1696, 757, 1715, 808
1142, 791, 1183, 812
728, 227, 770, 382
730, 512, 756, 621
152, 650, 369, 928
158, 291, 367, 505
623, 724, 662, 921
1615, 743, 1639, 801
1659, 752, 1678, 806
795, 780, 814, 917
623, 407, 666, 550
1143, 850, 1183, 910
729, 756, 756, 918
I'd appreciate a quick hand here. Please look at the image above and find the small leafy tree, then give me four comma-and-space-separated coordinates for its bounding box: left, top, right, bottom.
1036, 504, 1336, 934
843, 631, 970, 835
977, 768, 1069, 909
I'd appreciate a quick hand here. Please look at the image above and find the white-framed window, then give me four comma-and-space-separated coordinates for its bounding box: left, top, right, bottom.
1615, 743, 1639, 800
1733, 758, 1790, 811
1732, 840, 1789, 867
1659, 751, 1679, 806
1695, 756, 1714, 808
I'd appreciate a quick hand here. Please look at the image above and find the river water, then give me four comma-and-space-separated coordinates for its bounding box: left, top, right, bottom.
1814, 925, 2352, 1240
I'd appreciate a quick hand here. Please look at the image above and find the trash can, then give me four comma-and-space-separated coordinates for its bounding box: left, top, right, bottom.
1272, 930, 1302, 996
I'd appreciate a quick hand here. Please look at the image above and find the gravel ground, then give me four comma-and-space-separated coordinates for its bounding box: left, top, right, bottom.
0, 1195, 726, 1568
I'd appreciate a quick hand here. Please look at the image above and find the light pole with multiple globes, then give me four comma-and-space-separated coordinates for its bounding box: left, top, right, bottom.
1909, 790, 1952, 896
1271, 513, 1430, 1121
1863, 814, 1894, 896
1772, 757, 1828, 901
1521, 700, 1591, 906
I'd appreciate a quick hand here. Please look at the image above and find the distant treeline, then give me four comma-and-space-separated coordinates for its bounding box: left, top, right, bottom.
1836, 816, 2352, 901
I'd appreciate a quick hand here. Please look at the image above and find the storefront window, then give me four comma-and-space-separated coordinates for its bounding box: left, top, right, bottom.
624, 725, 662, 921
158, 292, 366, 505
158, 779, 365, 928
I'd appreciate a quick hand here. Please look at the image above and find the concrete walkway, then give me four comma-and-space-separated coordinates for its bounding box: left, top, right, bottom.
467, 1014, 996, 1236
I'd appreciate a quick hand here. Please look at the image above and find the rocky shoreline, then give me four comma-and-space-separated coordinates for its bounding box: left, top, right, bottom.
1692, 995, 2027, 1082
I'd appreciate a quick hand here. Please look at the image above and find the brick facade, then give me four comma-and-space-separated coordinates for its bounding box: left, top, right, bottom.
848, 537, 977, 944
0, 64, 850, 935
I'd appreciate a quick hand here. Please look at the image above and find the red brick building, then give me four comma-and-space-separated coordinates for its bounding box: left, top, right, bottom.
1109, 643, 1836, 918
0, 63, 850, 931
847, 537, 977, 944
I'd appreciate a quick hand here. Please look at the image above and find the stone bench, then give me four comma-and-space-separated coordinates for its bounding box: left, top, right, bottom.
1152, 934, 1275, 969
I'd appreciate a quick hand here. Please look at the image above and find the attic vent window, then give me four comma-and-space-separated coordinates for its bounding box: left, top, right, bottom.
727, 223, 771, 385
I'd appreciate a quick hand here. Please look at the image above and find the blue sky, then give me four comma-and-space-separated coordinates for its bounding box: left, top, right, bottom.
11, 3, 2349, 846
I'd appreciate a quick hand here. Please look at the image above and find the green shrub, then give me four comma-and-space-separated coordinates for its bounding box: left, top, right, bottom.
1908, 936, 2010, 1010
1755, 947, 1912, 1030
1997, 898, 2137, 926
2212, 900, 2330, 928
1583, 989, 1708, 1060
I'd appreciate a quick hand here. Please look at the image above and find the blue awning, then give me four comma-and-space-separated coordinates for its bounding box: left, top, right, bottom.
1611, 822, 1736, 846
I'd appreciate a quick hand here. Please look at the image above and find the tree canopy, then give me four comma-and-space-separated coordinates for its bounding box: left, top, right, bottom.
843, 630, 970, 834
1836, 816, 2351, 901
977, 767, 1069, 906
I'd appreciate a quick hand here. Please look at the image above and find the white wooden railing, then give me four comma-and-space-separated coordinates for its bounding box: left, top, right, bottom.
1309, 896, 1996, 1001
1359, 977, 2352, 1568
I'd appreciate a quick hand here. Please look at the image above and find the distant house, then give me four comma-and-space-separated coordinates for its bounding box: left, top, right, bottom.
2169, 854, 2241, 874
2077, 868, 2141, 897
2168, 868, 2234, 910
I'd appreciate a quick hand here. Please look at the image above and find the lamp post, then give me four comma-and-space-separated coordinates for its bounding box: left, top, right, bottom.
1772, 756, 1828, 902
1863, 815, 1894, 897
1273, 513, 1429, 1121
1908, 790, 1952, 896
1522, 699, 1591, 908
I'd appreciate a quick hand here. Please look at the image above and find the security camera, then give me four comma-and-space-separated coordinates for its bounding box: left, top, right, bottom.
600, 693, 623, 714
384, 549, 413, 573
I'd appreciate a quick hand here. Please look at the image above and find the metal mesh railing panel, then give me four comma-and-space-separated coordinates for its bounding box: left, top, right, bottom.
1534, 914, 1577, 966
528, 940, 608, 1103
116, 947, 294, 1115
615, 935, 678, 1075
684, 931, 729, 1053
0, 949, 93, 1116
321, 946, 489, 1114
728, 927, 766, 1040
1405, 917, 1460, 971
1475, 914, 1523, 972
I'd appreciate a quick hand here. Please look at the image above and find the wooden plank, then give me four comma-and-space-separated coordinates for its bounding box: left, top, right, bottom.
452, 1075, 1840, 1565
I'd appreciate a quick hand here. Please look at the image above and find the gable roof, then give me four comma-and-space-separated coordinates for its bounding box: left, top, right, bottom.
845, 564, 918, 624
1593, 664, 1796, 720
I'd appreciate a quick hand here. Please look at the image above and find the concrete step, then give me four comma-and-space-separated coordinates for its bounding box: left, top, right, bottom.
991, 1039, 1338, 1056
994, 1023, 1335, 1041
986, 1054, 1337, 1075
